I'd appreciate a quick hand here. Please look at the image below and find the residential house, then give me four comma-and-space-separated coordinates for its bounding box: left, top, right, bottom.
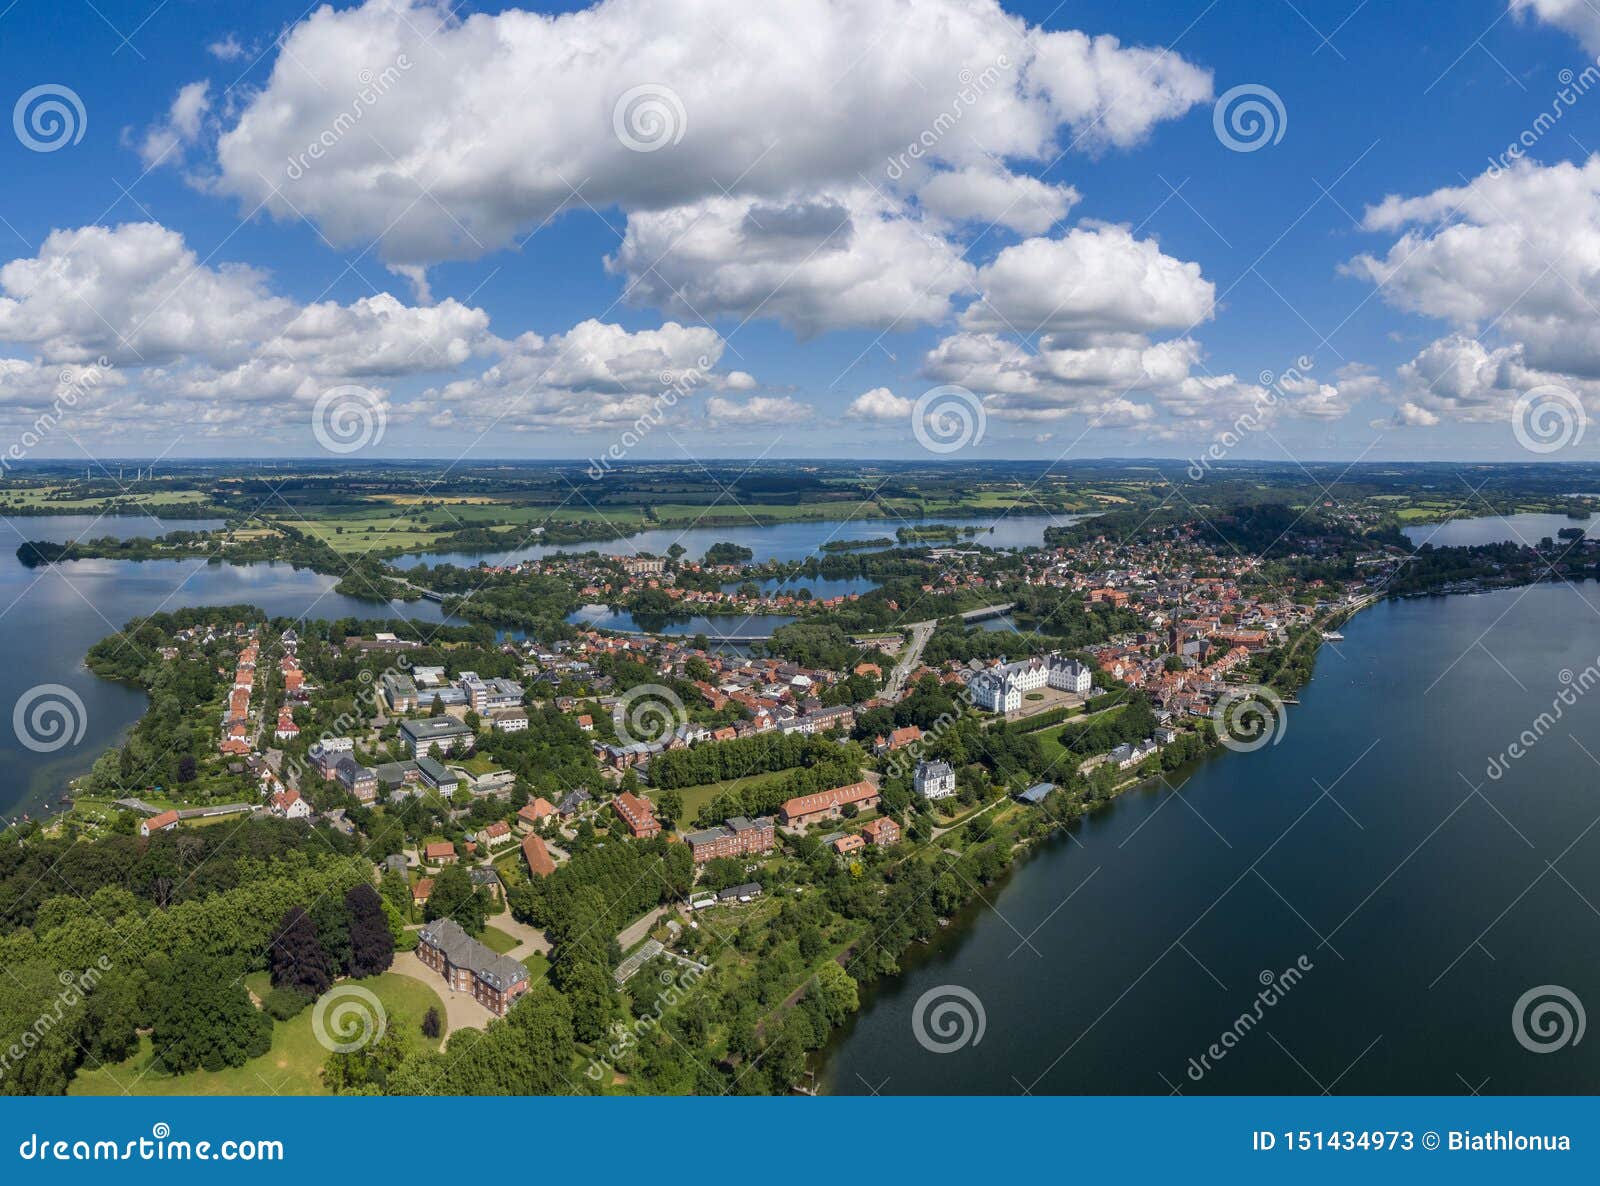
914, 760, 957, 800
140, 809, 180, 837
862, 816, 900, 846
875, 725, 922, 754
478, 820, 514, 849
271, 789, 312, 820
831, 833, 865, 856
557, 788, 592, 819
517, 798, 556, 829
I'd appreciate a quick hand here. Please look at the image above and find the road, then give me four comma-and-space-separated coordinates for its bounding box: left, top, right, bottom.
616, 904, 679, 952
883, 602, 1016, 698
885, 621, 936, 698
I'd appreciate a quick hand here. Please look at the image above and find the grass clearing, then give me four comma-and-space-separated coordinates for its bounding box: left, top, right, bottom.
479, 925, 519, 954
69, 972, 445, 1097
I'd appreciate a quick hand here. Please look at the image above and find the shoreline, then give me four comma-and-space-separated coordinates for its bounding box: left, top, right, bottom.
806, 595, 1384, 1092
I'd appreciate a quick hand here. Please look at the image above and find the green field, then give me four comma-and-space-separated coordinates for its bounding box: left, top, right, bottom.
648, 768, 793, 828
69, 972, 445, 1097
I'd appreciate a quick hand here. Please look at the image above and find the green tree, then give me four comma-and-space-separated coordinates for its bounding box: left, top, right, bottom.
151, 952, 272, 1074
270, 905, 333, 997
0, 964, 88, 1095
424, 863, 489, 934
345, 884, 395, 978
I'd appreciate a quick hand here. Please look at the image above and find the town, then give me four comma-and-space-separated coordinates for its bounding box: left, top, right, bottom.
0, 486, 1434, 1099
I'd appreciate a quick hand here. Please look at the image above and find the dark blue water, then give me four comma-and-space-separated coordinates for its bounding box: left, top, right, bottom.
392, 512, 1095, 569
566, 603, 798, 639
0, 517, 458, 820
822, 583, 1600, 1094
1403, 512, 1585, 548
720, 575, 880, 599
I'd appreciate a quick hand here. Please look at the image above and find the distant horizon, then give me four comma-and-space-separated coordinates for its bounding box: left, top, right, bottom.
9, 456, 1600, 470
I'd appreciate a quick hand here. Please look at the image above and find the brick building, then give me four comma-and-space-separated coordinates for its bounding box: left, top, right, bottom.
780, 780, 880, 828
684, 815, 776, 864
612, 791, 661, 839
415, 918, 531, 1017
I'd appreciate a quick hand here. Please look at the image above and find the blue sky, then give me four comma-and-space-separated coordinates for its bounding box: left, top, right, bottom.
3, 0, 1600, 463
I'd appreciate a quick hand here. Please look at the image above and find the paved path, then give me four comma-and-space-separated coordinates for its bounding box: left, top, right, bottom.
930, 797, 1002, 840
616, 905, 672, 952
389, 950, 490, 1036
490, 913, 551, 959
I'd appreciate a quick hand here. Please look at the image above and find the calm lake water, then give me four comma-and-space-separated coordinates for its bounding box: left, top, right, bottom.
394, 512, 1095, 569
0, 516, 457, 821
821, 583, 1600, 1094
1403, 512, 1589, 548
720, 575, 880, 599
566, 603, 799, 639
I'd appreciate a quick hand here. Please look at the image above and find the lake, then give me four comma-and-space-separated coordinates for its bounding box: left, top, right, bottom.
820, 582, 1600, 1094
1403, 512, 1589, 548
0, 516, 458, 821
393, 512, 1095, 569
720, 575, 880, 599
566, 603, 798, 638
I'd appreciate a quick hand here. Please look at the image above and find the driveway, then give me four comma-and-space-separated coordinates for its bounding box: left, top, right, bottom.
390, 950, 492, 1036
491, 913, 551, 959
616, 905, 675, 952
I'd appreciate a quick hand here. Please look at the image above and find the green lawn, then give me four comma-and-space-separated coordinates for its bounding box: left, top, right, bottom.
521, 952, 551, 981
479, 925, 519, 954
649, 768, 794, 830
69, 972, 445, 1097
1032, 722, 1072, 766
